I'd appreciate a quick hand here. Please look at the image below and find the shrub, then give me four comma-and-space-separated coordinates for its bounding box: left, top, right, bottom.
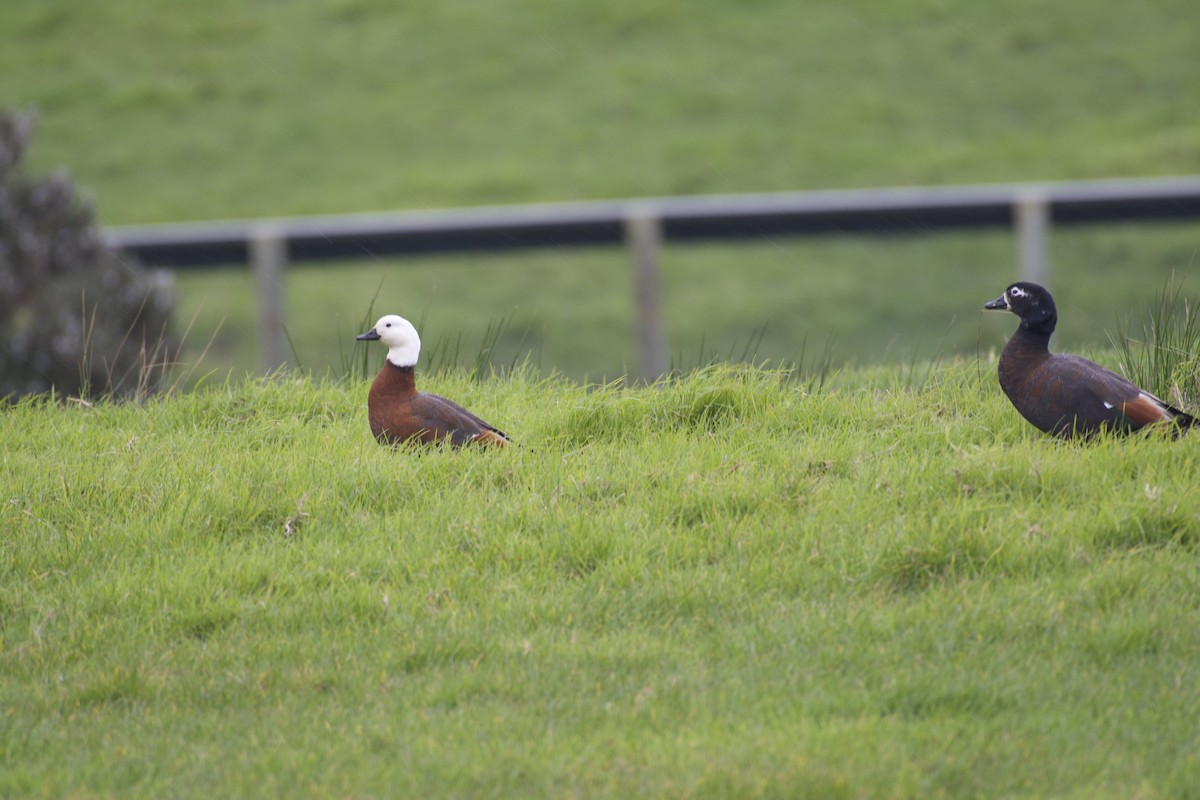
0, 109, 176, 401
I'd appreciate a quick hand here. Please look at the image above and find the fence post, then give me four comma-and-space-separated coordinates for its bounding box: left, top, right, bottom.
625, 208, 668, 383
250, 223, 288, 372
1015, 188, 1050, 284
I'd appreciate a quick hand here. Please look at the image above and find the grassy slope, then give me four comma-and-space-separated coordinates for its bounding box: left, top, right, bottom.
3, 0, 1200, 379
3, 364, 1200, 797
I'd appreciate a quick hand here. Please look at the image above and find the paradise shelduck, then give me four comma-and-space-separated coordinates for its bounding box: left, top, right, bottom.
355, 314, 511, 448
983, 281, 1195, 438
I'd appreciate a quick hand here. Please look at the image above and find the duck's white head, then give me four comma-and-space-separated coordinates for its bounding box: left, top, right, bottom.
355, 314, 421, 367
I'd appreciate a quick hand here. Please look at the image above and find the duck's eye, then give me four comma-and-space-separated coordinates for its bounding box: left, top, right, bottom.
1008, 286, 1027, 299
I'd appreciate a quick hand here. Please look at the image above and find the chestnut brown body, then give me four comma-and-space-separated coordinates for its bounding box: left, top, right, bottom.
366, 362, 509, 447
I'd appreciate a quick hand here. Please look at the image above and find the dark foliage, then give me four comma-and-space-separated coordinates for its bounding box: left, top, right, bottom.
0, 110, 175, 401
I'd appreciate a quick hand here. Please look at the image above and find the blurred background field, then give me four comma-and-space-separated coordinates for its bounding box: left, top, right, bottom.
3, 0, 1199, 381
174, 225, 1200, 383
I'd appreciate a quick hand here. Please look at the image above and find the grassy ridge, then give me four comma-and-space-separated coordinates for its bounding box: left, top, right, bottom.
3, 363, 1199, 797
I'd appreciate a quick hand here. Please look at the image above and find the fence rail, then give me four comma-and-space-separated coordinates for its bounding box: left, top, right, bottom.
104, 176, 1200, 379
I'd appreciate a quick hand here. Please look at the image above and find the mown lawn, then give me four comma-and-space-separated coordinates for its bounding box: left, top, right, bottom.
2, 362, 1199, 797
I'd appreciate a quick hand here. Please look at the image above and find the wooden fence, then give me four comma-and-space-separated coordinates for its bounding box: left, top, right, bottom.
105, 177, 1200, 380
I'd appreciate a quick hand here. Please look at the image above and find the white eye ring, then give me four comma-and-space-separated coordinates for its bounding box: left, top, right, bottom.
1008, 286, 1028, 299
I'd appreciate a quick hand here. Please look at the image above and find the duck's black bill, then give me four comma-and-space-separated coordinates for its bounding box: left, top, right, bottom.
355, 329, 381, 341
983, 296, 1008, 311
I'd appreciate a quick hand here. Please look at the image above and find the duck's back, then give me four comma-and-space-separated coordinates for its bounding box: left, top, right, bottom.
408, 392, 510, 447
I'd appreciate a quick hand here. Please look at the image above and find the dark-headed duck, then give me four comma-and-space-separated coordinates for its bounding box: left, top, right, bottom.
355, 314, 511, 448
983, 282, 1195, 438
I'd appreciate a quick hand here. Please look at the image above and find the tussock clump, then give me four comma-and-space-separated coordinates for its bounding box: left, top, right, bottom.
676, 385, 743, 431
662, 365, 788, 432
551, 366, 792, 444
1111, 277, 1200, 415
549, 385, 656, 445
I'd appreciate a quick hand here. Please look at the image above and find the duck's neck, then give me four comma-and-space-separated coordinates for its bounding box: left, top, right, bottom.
1008, 325, 1051, 354
372, 361, 416, 396
998, 325, 1051, 391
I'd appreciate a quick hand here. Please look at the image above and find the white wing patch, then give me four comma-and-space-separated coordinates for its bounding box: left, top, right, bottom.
1102, 401, 1115, 409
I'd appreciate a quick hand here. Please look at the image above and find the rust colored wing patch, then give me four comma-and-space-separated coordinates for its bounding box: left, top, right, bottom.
1118, 392, 1175, 428
471, 429, 511, 448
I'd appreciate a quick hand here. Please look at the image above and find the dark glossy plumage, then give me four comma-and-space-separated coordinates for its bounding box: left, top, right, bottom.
356, 315, 510, 448
984, 282, 1195, 438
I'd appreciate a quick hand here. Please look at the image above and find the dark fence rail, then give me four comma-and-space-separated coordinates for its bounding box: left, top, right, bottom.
103, 177, 1200, 377
107, 177, 1200, 267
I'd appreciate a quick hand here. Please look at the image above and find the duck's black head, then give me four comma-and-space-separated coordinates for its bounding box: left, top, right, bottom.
984, 281, 1058, 336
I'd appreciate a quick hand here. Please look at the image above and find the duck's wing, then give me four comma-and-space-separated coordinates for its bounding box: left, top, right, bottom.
411, 392, 511, 447
1050, 355, 1185, 432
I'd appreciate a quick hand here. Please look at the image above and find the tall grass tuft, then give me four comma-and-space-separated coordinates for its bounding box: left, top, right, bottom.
1110, 276, 1200, 412
422, 310, 526, 380
69, 298, 219, 402
669, 325, 837, 393
335, 277, 386, 383
339, 306, 381, 384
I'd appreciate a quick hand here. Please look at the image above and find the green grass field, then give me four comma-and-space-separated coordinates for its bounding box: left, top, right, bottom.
3, 362, 1199, 797
4, 2, 1200, 795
